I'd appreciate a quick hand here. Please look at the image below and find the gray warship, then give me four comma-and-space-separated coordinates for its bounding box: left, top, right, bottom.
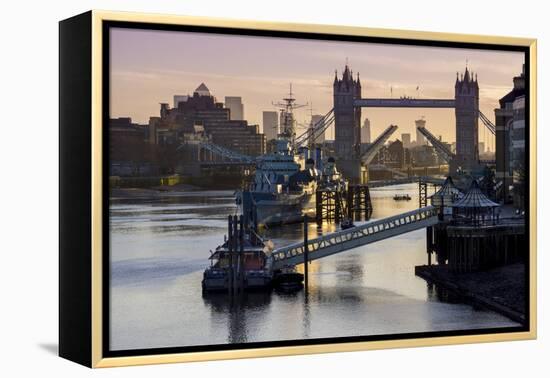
236, 87, 346, 227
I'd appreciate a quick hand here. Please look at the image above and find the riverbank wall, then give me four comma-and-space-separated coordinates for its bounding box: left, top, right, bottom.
109, 174, 244, 190
415, 264, 526, 324
427, 220, 526, 273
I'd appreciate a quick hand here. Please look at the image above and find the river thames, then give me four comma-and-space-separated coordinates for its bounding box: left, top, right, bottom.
109, 183, 518, 351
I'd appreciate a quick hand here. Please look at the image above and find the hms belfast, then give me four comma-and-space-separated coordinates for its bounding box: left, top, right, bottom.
237, 86, 346, 227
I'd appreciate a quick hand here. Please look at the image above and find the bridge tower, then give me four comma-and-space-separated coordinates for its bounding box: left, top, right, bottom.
333, 64, 362, 182
452, 66, 480, 175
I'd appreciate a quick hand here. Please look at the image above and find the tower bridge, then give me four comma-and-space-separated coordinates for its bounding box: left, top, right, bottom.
183, 64, 492, 184
333, 64, 483, 182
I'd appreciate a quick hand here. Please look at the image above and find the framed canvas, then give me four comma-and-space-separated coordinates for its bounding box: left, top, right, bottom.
59, 10, 537, 368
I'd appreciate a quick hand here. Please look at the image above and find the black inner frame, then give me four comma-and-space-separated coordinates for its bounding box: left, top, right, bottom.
102, 20, 531, 358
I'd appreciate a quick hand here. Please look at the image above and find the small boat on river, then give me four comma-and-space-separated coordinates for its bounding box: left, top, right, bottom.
340, 218, 355, 230
393, 194, 411, 201
272, 266, 304, 292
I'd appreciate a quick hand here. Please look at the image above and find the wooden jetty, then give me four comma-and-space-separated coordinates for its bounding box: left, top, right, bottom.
315, 184, 372, 227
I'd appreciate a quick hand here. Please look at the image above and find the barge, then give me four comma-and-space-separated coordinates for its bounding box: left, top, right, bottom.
202, 227, 274, 292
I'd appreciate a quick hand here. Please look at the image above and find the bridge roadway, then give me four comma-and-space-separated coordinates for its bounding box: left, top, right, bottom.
271, 206, 439, 269
354, 98, 456, 108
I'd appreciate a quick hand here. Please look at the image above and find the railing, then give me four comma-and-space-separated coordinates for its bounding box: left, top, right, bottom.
449, 217, 525, 228
272, 206, 439, 267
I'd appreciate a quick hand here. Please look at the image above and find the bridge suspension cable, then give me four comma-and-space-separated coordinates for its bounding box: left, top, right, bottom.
295, 108, 335, 148
478, 110, 496, 135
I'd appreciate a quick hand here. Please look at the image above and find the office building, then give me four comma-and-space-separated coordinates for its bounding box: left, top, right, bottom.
173, 95, 189, 108
194, 83, 211, 97
311, 114, 325, 143
401, 133, 411, 149
415, 118, 427, 146
361, 118, 371, 144
410, 144, 438, 167
495, 65, 525, 203
511, 95, 525, 208
479, 142, 485, 155
262, 111, 278, 141
224, 96, 244, 121
151, 83, 265, 157
109, 117, 153, 176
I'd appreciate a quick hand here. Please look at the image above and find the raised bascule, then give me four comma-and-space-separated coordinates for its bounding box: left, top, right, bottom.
332, 64, 486, 182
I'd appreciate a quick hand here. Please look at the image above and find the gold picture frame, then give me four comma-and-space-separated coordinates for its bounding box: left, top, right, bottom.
59, 10, 537, 368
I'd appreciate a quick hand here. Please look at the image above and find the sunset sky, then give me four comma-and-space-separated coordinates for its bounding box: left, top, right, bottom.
110, 27, 524, 150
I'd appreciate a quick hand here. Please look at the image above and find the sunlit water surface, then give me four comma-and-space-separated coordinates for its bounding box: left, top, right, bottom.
109, 184, 518, 350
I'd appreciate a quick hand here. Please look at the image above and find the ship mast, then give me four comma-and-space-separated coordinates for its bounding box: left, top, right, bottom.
272, 83, 308, 148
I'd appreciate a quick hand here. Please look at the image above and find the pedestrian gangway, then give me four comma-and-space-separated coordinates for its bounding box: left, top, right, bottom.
271, 206, 439, 269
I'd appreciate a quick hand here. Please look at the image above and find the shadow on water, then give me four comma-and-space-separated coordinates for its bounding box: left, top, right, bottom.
426, 282, 513, 316
202, 290, 273, 311
427, 282, 469, 305
334, 255, 365, 283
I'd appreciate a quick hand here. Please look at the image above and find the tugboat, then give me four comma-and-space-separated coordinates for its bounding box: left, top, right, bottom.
393, 194, 411, 201
201, 227, 274, 292
340, 218, 355, 230
272, 265, 304, 292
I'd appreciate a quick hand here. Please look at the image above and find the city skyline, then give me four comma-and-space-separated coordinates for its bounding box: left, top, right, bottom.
110, 27, 524, 146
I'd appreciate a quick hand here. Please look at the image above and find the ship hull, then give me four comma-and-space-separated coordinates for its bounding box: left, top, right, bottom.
239, 190, 315, 227
202, 270, 273, 292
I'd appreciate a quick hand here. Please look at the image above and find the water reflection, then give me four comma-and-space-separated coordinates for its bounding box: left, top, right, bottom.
109, 184, 519, 351
203, 292, 272, 344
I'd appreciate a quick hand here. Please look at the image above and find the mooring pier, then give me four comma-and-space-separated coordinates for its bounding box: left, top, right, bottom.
426, 219, 525, 273
213, 176, 525, 302
273, 177, 526, 277
315, 184, 373, 226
